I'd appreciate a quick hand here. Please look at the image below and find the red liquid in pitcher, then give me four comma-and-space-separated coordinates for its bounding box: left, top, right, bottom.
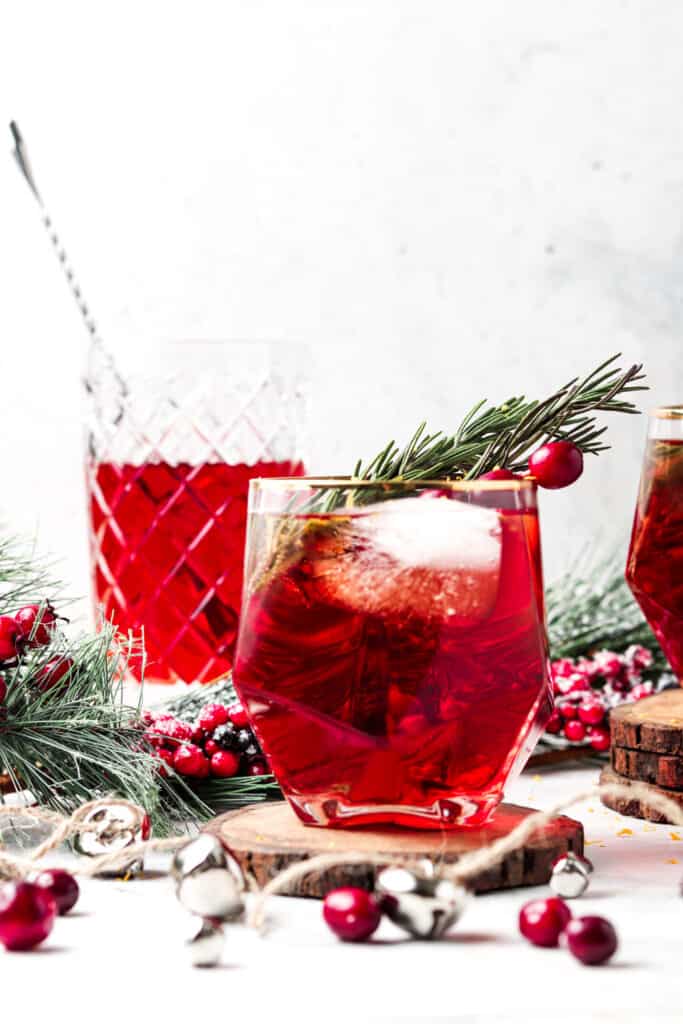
234, 496, 551, 828
627, 438, 683, 679
89, 459, 303, 683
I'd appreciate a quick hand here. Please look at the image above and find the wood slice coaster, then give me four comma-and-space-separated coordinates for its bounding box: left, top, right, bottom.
611, 746, 683, 789
204, 800, 584, 897
609, 689, 683, 755
600, 764, 683, 824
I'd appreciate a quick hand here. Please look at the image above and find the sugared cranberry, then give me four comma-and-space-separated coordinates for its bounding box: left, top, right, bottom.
625, 644, 653, 670
173, 743, 210, 778
528, 441, 583, 490
34, 656, 74, 693
323, 887, 382, 942
247, 760, 268, 776
518, 897, 572, 947
563, 915, 618, 965
545, 710, 563, 735
190, 724, 205, 744
559, 703, 578, 720
0, 881, 56, 950
155, 748, 175, 775
578, 702, 605, 726
587, 726, 611, 753
32, 869, 79, 915
14, 603, 58, 647
592, 650, 624, 679
198, 703, 229, 733
227, 702, 249, 729
210, 750, 240, 778
0, 617, 21, 663
552, 658, 577, 679
630, 682, 654, 701
564, 720, 587, 743
147, 717, 193, 744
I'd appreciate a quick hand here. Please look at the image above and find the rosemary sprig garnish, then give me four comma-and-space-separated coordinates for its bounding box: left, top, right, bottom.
352, 354, 646, 483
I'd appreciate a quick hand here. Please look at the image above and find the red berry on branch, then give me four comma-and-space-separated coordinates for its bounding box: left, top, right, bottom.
204, 739, 219, 757
34, 656, 75, 694
173, 743, 210, 778
479, 468, 521, 481
147, 717, 193, 744
587, 726, 611, 753
544, 710, 563, 734
155, 748, 175, 775
198, 703, 229, 733
210, 750, 240, 778
559, 703, 578, 720
0, 677, 6, 703
564, 720, 587, 743
551, 658, 577, 679
227, 702, 249, 729
528, 441, 584, 490
14, 603, 58, 648
518, 897, 571, 947
323, 887, 382, 942
0, 617, 21, 663
141, 814, 151, 841
563, 915, 618, 965
247, 760, 268, 776
630, 682, 654, 701
0, 881, 56, 950
32, 869, 79, 915
578, 702, 605, 726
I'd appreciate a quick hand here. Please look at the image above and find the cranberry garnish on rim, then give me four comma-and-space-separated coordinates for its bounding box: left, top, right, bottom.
322, 887, 382, 942
0, 881, 56, 950
528, 441, 584, 490
563, 915, 618, 965
518, 897, 572, 947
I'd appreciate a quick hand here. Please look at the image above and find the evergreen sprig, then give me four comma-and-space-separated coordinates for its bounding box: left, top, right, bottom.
351, 354, 646, 483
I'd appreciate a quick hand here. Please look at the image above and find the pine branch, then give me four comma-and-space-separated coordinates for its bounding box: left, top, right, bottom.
352, 355, 646, 484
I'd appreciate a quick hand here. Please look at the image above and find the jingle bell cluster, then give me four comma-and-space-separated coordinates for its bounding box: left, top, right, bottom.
323, 860, 468, 943
172, 835, 245, 967
74, 801, 151, 877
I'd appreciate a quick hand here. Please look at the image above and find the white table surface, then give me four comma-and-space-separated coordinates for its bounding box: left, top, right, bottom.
6, 765, 683, 1023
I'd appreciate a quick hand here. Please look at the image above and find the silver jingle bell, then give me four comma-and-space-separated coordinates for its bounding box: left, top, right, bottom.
173, 835, 245, 921
549, 850, 593, 899
74, 801, 150, 877
376, 862, 468, 940
186, 918, 224, 968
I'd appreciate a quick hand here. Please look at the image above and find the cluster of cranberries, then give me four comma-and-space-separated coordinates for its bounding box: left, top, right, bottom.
545, 644, 656, 751
143, 701, 267, 781
0, 602, 72, 699
0, 869, 79, 951
519, 897, 617, 966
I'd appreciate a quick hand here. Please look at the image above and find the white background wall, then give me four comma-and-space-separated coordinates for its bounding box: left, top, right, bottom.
2, 1, 682, 617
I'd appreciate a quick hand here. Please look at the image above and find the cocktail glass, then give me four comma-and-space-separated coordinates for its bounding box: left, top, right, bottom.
84, 340, 308, 684
233, 477, 552, 828
626, 406, 683, 681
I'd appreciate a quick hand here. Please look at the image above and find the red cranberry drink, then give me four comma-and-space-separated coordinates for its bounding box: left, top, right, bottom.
627, 407, 683, 681
234, 478, 552, 828
89, 459, 303, 684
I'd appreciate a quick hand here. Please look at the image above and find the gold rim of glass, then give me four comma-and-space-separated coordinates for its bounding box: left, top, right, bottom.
651, 405, 683, 419
252, 476, 536, 492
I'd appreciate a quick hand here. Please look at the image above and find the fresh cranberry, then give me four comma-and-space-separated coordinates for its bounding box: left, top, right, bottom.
248, 760, 269, 776
528, 441, 583, 490
564, 719, 587, 743
14, 603, 58, 647
563, 915, 618, 965
323, 887, 382, 942
32, 869, 79, 915
0, 881, 56, 950
204, 739, 219, 757
578, 702, 605, 726
155, 747, 175, 775
227, 702, 249, 729
588, 726, 611, 753
610, 676, 631, 694
544, 710, 563, 734
559, 703, 578, 720
210, 750, 241, 778
34, 656, 74, 693
173, 743, 210, 778
190, 724, 205, 744
0, 617, 21, 663
519, 897, 571, 947
198, 703, 229, 733
479, 468, 520, 481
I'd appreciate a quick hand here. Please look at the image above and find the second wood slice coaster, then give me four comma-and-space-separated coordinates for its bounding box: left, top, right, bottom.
611, 746, 683, 789
609, 689, 683, 755
204, 801, 583, 897
599, 764, 683, 824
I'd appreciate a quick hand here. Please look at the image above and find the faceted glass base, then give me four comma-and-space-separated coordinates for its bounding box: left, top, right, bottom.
287, 792, 503, 829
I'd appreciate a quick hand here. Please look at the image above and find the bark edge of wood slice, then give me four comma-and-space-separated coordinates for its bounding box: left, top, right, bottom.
204, 800, 584, 897
609, 689, 683, 755
599, 764, 683, 824
611, 746, 683, 789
